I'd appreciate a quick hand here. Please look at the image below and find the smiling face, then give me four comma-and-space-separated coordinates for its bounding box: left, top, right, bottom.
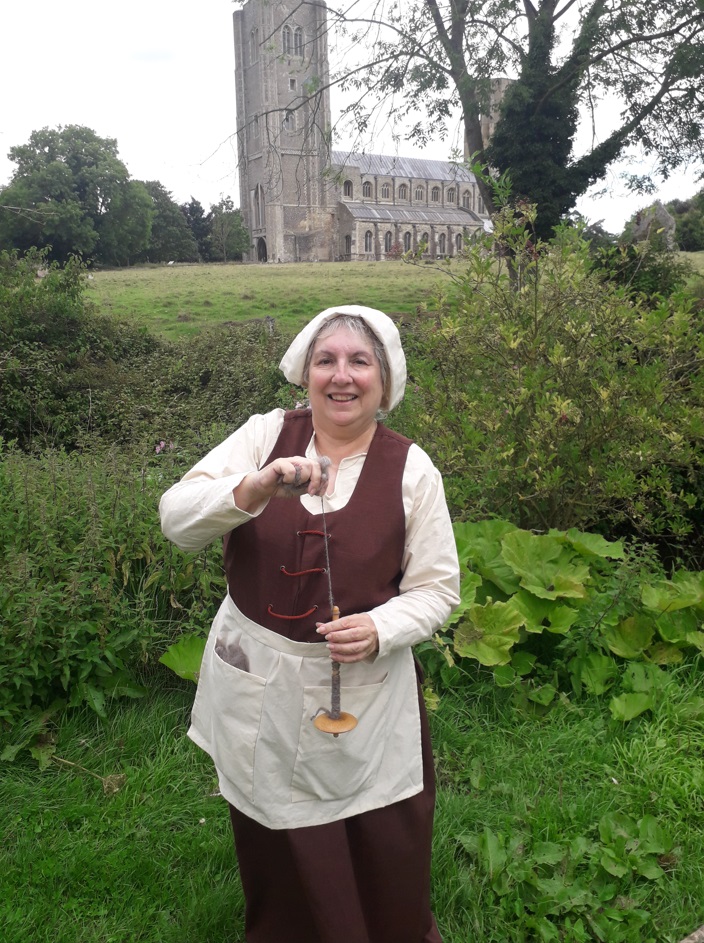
306, 326, 384, 436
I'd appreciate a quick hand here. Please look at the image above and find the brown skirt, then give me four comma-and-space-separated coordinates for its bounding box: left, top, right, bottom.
228, 681, 442, 943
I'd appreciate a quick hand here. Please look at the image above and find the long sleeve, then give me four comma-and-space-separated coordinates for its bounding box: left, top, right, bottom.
371, 445, 460, 657
159, 410, 286, 552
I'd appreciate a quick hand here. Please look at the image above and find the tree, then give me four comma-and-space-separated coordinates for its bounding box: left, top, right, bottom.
97, 180, 153, 266
319, 0, 704, 238
0, 125, 143, 262
139, 182, 199, 263
667, 189, 704, 251
180, 197, 212, 261
207, 196, 249, 262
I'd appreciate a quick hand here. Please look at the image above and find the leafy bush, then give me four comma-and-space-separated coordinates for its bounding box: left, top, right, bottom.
397, 204, 704, 558
418, 519, 704, 721
0, 440, 225, 727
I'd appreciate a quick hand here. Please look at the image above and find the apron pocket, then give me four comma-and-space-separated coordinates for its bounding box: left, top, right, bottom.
291, 674, 390, 803
208, 645, 267, 800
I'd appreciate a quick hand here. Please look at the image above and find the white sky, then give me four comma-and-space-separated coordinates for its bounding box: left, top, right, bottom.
1, 0, 701, 235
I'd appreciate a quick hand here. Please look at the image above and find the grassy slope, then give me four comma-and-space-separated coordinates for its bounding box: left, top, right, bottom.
87, 262, 447, 340
2, 672, 703, 943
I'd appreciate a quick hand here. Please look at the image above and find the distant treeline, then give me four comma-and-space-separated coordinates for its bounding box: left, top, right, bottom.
0, 125, 249, 266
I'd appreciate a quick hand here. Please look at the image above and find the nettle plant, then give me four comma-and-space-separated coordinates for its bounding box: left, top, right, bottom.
420, 520, 704, 719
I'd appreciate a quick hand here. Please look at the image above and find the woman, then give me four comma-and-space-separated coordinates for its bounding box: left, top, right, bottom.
160, 305, 459, 943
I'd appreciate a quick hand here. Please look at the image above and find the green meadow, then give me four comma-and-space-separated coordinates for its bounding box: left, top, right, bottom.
87, 261, 447, 339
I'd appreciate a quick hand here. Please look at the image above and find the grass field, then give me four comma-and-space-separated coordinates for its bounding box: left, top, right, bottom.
3, 671, 703, 943
87, 262, 449, 340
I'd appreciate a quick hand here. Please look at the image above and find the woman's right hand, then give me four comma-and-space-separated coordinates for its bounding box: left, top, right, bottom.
233, 456, 328, 512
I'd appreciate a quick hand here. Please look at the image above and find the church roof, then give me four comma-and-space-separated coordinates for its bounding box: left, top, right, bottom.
340, 202, 483, 226
331, 150, 476, 183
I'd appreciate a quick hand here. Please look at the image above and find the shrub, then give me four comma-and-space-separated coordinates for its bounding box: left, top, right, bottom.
397, 204, 704, 560
0, 440, 225, 726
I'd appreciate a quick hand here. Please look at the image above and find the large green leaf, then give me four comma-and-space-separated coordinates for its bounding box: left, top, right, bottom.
507, 590, 578, 634
609, 692, 653, 721
654, 608, 698, 644
553, 528, 625, 560
454, 600, 523, 665
572, 652, 618, 695
445, 570, 482, 627
501, 531, 589, 600
159, 634, 207, 682
452, 519, 520, 594
642, 574, 704, 613
603, 615, 655, 658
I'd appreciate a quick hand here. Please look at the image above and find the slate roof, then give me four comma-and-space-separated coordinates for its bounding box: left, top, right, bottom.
341, 202, 483, 226
331, 150, 476, 183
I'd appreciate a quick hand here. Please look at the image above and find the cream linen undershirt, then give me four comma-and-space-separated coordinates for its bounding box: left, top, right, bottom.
159, 409, 460, 657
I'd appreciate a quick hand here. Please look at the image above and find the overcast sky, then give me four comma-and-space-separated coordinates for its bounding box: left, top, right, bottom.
1, 0, 701, 235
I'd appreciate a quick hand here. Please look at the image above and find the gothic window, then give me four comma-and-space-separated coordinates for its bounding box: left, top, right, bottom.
252, 115, 260, 140
282, 25, 292, 55
283, 110, 295, 131
478, 194, 485, 214
421, 232, 429, 251
398, 184, 408, 200
403, 232, 411, 251
294, 27, 304, 56
250, 29, 259, 63
384, 231, 392, 252
438, 233, 446, 255
447, 188, 456, 203
415, 186, 424, 201
343, 180, 353, 198
362, 181, 372, 198
365, 230, 373, 251
381, 183, 390, 199
462, 190, 470, 209
345, 234, 352, 256
456, 233, 463, 251
431, 186, 440, 202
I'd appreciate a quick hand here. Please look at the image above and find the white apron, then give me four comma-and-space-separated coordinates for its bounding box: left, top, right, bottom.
188, 593, 423, 829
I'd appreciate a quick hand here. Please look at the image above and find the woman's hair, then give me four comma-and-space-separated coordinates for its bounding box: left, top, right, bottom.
302, 314, 391, 409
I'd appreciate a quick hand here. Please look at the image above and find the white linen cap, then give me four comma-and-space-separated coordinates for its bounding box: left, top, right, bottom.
279, 305, 407, 411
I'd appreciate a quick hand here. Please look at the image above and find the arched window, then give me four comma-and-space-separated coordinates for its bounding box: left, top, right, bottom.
403, 232, 411, 251
415, 186, 424, 201
431, 186, 440, 202
456, 233, 463, 252
398, 184, 408, 200
384, 231, 392, 252
250, 29, 259, 63
447, 188, 456, 203
251, 115, 260, 141
343, 180, 353, 198
438, 233, 446, 255
282, 25, 292, 55
365, 230, 373, 252
381, 183, 390, 199
283, 110, 295, 131
421, 232, 429, 252
344, 234, 352, 256
462, 190, 470, 209
294, 27, 303, 56
478, 195, 485, 214
362, 181, 372, 198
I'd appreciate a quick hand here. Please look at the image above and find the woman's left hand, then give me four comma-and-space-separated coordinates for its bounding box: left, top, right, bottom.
316, 613, 379, 663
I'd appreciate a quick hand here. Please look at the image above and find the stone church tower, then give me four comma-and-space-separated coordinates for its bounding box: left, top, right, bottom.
233, 0, 334, 262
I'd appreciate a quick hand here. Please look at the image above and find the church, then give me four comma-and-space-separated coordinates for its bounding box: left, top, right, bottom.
232, 0, 491, 263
